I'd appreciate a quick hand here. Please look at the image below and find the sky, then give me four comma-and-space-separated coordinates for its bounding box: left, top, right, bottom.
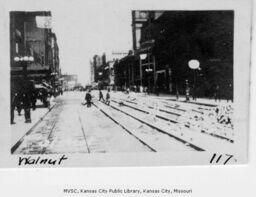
50, 2, 133, 85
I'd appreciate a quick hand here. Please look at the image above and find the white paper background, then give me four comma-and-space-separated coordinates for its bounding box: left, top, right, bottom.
0, 0, 255, 196
0, 0, 251, 167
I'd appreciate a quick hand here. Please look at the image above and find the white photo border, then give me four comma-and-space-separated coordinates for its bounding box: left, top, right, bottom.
0, 0, 252, 167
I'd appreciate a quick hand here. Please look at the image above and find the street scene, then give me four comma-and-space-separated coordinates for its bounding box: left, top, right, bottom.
10, 10, 234, 154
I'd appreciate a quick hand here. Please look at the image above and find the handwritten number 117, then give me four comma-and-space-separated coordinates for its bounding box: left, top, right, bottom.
210, 154, 234, 165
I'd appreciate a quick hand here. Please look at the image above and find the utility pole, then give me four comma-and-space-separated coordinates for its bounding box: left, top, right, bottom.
131, 11, 137, 51
139, 57, 142, 87
153, 55, 156, 92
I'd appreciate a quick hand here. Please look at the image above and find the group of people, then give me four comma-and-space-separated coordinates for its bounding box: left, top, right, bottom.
84, 89, 111, 108
99, 89, 111, 105
10, 79, 59, 124
183, 81, 233, 103
11, 80, 36, 124
11, 91, 33, 124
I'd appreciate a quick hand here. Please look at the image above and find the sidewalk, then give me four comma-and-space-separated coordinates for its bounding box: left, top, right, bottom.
114, 91, 232, 107
151, 94, 232, 107
11, 100, 56, 149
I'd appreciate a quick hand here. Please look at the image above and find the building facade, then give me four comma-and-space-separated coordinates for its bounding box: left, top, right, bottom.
61, 74, 78, 91
10, 11, 60, 92
90, 53, 106, 89
115, 11, 234, 99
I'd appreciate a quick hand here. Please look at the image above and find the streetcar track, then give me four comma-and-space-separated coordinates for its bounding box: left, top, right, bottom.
108, 104, 204, 151
40, 115, 59, 154
77, 110, 91, 153
11, 102, 58, 154
118, 98, 182, 116
112, 99, 150, 114
36, 102, 65, 154
111, 99, 179, 123
11, 93, 232, 154
162, 98, 218, 107
94, 101, 204, 151
111, 98, 233, 143
92, 103, 156, 152
164, 104, 186, 112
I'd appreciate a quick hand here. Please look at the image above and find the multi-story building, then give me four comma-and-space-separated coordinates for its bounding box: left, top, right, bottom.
90, 53, 117, 90
91, 53, 107, 88
131, 11, 164, 51
10, 11, 60, 92
115, 11, 234, 99
114, 51, 138, 91
49, 32, 60, 86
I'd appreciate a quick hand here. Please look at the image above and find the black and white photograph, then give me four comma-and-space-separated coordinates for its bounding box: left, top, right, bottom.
0, 0, 251, 168
10, 10, 236, 155
0, 0, 255, 196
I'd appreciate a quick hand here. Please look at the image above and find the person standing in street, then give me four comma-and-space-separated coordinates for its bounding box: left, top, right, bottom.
99, 89, 104, 102
105, 89, 110, 105
85, 90, 92, 107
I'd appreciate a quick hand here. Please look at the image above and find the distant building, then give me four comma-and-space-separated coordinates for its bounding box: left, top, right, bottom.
108, 61, 115, 86
89, 53, 117, 90
61, 74, 78, 90
91, 53, 106, 88
90, 60, 94, 84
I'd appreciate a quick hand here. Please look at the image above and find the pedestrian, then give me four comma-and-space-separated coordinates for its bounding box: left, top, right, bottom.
192, 86, 197, 101
41, 89, 48, 107
133, 85, 136, 92
22, 79, 35, 123
38, 90, 43, 105
16, 91, 23, 116
105, 89, 110, 105
47, 93, 52, 110
144, 87, 147, 95
147, 86, 150, 95
85, 90, 92, 107
99, 89, 104, 102
10, 91, 18, 124
176, 89, 179, 100
227, 83, 233, 102
140, 85, 143, 93
214, 84, 220, 102
22, 92, 31, 123
31, 90, 37, 110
